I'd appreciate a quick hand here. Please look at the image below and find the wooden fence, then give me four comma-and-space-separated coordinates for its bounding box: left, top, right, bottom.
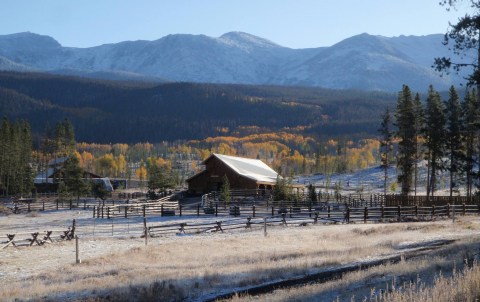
93, 198, 179, 219
3, 204, 479, 248
1, 219, 76, 249
145, 203, 479, 237
5, 191, 180, 214
384, 195, 480, 206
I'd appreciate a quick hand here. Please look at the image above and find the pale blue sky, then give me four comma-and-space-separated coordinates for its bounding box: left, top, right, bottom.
0, 0, 470, 49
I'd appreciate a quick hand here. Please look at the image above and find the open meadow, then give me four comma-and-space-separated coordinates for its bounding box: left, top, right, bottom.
2, 208, 480, 301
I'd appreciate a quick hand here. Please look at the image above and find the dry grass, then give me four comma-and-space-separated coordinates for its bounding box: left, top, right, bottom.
1, 215, 480, 301
375, 261, 480, 301
227, 236, 480, 302
0, 205, 11, 216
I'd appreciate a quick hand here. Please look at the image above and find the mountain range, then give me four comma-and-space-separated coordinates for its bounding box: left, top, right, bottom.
0, 31, 469, 91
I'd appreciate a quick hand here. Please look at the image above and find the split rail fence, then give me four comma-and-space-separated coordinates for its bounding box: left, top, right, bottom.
145, 203, 479, 237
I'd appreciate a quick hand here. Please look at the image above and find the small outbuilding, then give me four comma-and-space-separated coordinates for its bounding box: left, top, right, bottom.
187, 153, 279, 194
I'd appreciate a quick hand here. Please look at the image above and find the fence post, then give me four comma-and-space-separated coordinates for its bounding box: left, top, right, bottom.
56, 200, 59, 211
197, 204, 200, 217
161, 204, 164, 217
93, 206, 96, 218
107, 207, 110, 219
142, 205, 146, 218
397, 205, 401, 222
42, 200, 45, 211
271, 206, 274, 217
264, 217, 267, 237
124, 206, 128, 219
289, 206, 293, 218
381, 205, 384, 220
328, 205, 331, 218
432, 205, 436, 218
463, 203, 466, 216
179, 205, 182, 217
143, 218, 148, 246
415, 205, 418, 217
75, 235, 81, 264
72, 219, 76, 238
447, 203, 450, 218
364, 207, 368, 223
101, 206, 104, 219
69, 199, 72, 210
253, 205, 256, 217
345, 207, 350, 223
215, 203, 218, 217
309, 203, 312, 218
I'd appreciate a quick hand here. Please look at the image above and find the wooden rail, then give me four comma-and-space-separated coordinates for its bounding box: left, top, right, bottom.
92, 195, 179, 219
1, 219, 77, 249
145, 203, 480, 237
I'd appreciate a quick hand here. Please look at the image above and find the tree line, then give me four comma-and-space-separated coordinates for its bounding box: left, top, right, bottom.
380, 84, 480, 197
0, 118, 33, 196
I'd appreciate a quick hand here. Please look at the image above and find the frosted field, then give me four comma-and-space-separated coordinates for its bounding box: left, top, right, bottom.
1, 207, 480, 301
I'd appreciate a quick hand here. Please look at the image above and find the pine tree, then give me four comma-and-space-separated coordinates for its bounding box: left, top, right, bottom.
435, 1, 480, 95
63, 154, 88, 201
424, 85, 447, 197
308, 183, 317, 202
394, 85, 416, 195
0, 119, 34, 196
379, 107, 393, 196
444, 86, 464, 197
272, 175, 292, 201
54, 122, 66, 157
18, 121, 33, 196
412, 93, 425, 196
463, 89, 479, 197
63, 118, 76, 155
220, 174, 231, 204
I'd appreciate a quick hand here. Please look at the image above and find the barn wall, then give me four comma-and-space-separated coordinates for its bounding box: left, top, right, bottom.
187, 157, 258, 194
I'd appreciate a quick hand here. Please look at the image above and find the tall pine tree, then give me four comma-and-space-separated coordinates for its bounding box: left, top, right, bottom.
424, 85, 447, 197
463, 89, 480, 197
395, 85, 416, 195
379, 107, 393, 196
444, 86, 464, 197
412, 93, 425, 196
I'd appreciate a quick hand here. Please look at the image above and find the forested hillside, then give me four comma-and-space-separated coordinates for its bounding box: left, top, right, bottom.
0, 72, 395, 143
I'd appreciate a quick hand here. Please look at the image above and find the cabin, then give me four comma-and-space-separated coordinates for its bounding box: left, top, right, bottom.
187, 153, 279, 195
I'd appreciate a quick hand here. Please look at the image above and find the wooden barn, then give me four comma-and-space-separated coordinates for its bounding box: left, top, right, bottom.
187, 153, 279, 194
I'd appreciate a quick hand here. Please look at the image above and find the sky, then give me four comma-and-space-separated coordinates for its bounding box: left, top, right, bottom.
0, 0, 471, 49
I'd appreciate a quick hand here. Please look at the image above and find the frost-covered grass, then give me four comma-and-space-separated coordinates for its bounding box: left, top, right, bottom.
1, 214, 480, 301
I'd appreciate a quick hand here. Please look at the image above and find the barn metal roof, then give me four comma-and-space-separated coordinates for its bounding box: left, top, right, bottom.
207, 153, 279, 184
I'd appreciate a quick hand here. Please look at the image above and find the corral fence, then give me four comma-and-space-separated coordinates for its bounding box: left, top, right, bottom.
145, 203, 480, 237
93, 197, 180, 219
384, 195, 480, 207
3, 190, 183, 214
